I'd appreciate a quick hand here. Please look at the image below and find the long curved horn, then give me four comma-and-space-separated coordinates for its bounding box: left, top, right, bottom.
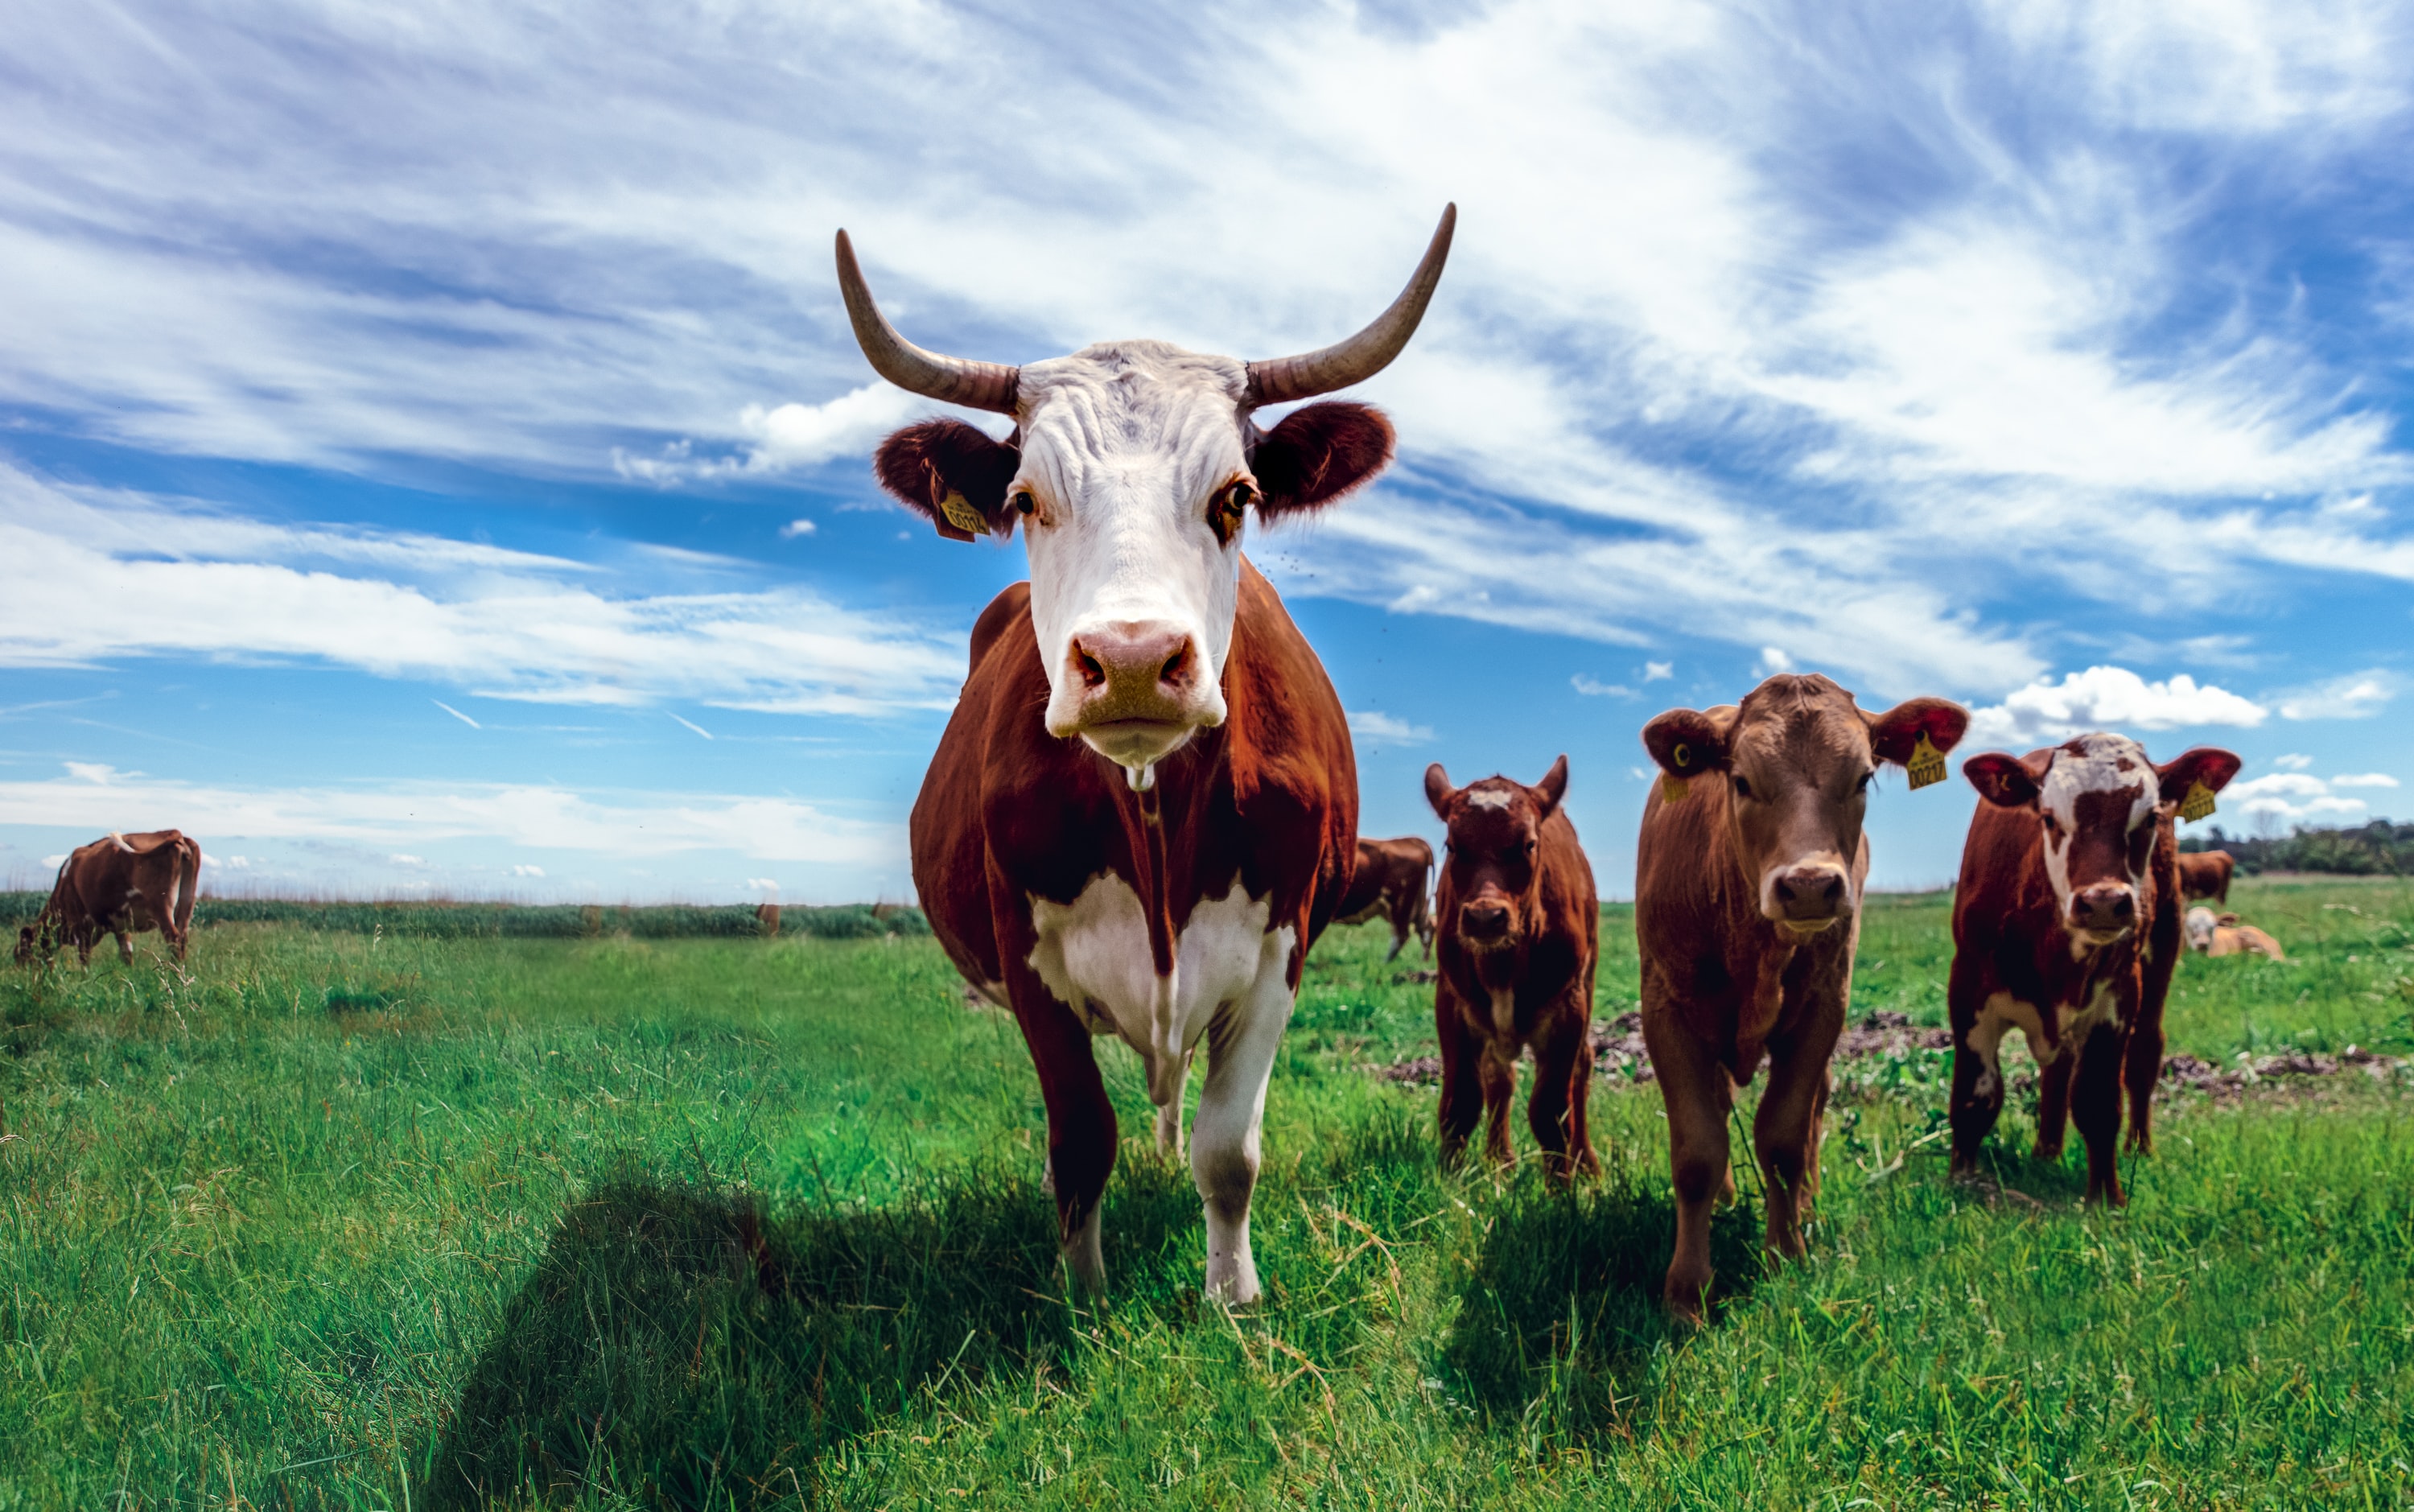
834, 230, 1021, 414
1245, 204, 1456, 407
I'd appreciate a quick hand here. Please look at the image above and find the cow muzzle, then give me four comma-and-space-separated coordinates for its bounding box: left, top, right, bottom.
2066, 883, 2136, 945
1047, 620, 1226, 768
1763, 863, 1851, 934
1457, 897, 1517, 950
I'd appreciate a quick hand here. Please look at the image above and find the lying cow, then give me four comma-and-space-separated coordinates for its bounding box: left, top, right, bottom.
2176, 849, 2235, 904
1637, 675, 1968, 1318
1951, 735, 2241, 1203
847, 209, 1454, 1300
2185, 905, 2286, 961
15, 830, 202, 966
1425, 756, 1599, 1181
1333, 835, 1435, 961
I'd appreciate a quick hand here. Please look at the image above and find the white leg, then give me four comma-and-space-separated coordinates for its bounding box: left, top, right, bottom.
1153, 1048, 1193, 1158
1063, 1198, 1105, 1293
1189, 939, 1296, 1304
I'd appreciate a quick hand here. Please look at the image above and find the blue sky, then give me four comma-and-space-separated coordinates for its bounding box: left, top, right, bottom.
2, 0, 2410, 903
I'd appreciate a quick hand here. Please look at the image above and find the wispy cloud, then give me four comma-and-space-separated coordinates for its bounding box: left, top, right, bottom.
432, 700, 482, 730
2276, 670, 2400, 721
1348, 710, 1434, 745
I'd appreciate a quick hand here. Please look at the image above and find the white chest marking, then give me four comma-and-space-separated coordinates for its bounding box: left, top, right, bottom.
1489, 986, 1517, 1044
1969, 991, 2047, 1100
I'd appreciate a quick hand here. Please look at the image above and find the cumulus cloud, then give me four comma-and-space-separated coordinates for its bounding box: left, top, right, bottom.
1643, 662, 1675, 682
2272, 752, 2314, 770
2330, 772, 2400, 788
1964, 666, 2266, 748
511, 864, 546, 878
2222, 771, 2372, 824
778, 518, 818, 539
614, 385, 933, 484
1348, 711, 1435, 745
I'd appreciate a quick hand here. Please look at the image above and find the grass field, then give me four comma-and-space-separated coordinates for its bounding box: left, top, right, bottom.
2, 879, 2411, 1508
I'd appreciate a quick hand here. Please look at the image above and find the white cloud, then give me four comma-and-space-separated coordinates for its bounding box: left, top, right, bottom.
1964, 665, 2266, 748
1753, 647, 1794, 678
2277, 670, 2399, 721
669, 712, 714, 740
433, 699, 482, 730
746, 877, 780, 893
511, 864, 546, 878
1348, 710, 1434, 745
2272, 752, 2314, 769
1572, 674, 1633, 698
2222, 770, 2374, 824
40, 854, 66, 869
389, 854, 427, 867
615, 385, 935, 485
1643, 661, 1675, 682
2330, 772, 2400, 788
778, 518, 818, 539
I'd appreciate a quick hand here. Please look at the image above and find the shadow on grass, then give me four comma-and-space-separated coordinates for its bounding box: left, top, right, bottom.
1444, 1175, 1760, 1436
421, 1157, 1200, 1510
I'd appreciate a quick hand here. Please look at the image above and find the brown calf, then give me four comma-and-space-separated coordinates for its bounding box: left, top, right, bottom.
2175, 849, 2234, 904
1333, 835, 1435, 961
1424, 756, 1600, 1181
1950, 735, 2241, 1203
15, 830, 202, 966
1636, 675, 1968, 1318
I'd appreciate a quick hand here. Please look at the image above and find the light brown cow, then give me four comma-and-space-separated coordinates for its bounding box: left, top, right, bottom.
1333, 835, 1435, 961
1425, 756, 1599, 1181
15, 830, 201, 966
755, 902, 782, 937
2176, 849, 2235, 904
1636, 675, 1968, 1319
2185, 905, 2285, 961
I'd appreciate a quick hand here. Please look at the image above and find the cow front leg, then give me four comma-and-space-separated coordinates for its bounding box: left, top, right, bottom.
114, 929, 134, 966
1435, 983, 1485, 1168
1524, 1003, 1597, 1184
1753, 1046, 1835, 1262
1152, 1048, 1193, 1158
2122, 1013, 2163, 1155
1003, 972, 1118, 1295
1948, 1040, 2004, 1175
2032, 1040, 2074, 1163
2070, 1024, 2129, 1206
1642, 1007, 1731, 1322
1189, 945, 1295, 1304
1479, 1042, 1517, 1169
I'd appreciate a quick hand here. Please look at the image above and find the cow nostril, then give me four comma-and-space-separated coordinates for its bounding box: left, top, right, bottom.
1077, 648, 1106, 689
1160, 645, 1188, 686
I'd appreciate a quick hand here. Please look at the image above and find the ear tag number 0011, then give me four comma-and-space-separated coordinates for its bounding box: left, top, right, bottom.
1661, 742, 1691, 803
937, 489, 988, 538
1905, 732, 1947, 791
2179, 781, 2217, 823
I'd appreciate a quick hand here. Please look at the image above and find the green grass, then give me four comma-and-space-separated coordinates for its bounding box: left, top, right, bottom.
2, 880, 2410, 1508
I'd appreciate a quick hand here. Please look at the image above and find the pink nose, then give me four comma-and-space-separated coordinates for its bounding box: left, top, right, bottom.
1069, 622, 1201, 723
2070, 884, 2136, 935
1771, 866, 1848, 924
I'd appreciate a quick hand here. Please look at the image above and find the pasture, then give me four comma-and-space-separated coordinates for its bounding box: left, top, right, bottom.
3, 880, 2411, 1509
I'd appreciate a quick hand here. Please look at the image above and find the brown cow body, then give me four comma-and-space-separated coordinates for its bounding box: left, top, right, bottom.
16, 830, 201, 966
2176, 849, 2234, 904
1635, 675, 1968, 1317
1950, 736, 2240, 1204
1424, 757, 1598, 1180
1333, 835, 1434, 961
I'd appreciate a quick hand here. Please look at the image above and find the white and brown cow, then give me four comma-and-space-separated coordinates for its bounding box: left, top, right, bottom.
1951, 735, 2241, 1204
1636, 675, 1967, 1319
841, 208, 1454, 1301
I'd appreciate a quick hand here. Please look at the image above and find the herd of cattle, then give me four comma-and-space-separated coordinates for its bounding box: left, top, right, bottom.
8, 207, 2302, 1322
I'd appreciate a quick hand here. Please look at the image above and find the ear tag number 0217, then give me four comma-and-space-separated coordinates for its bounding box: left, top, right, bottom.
2179, 781, 2217, 823
1660, 742, 1691, 804
1905, 732, 1947, 791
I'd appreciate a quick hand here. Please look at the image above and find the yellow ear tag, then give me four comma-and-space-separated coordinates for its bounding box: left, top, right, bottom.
937, 490, 987, 538
1660, 742, 1691, 803
1905, 732, 1947, 791
2179, 781, 2217, 823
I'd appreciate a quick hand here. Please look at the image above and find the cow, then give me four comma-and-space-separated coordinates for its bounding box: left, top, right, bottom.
1950, 735, 2242, 1204
1333, 835, 1435, 961
2185, 905, 2286, 961
1635, 674, 1969, 1319
14, 830, 201, 966
839, 208, 1454, 1301
1424, 757, 1600, 1181
2176, 849, 2235, 904
755, 902, 781, 937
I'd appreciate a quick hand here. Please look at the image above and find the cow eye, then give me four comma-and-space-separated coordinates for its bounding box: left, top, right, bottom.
1732, 775, 1753, 799
1855, 771, 1873, 795
1218, 481, 1254, 517
1011, 489, 1037, 516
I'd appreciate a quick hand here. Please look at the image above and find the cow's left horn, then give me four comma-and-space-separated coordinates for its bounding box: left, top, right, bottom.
1245, 204, 1456, 407
834, 230, 1021, 414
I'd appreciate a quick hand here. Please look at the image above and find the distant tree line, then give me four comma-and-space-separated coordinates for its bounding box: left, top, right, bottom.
2183, 818, 2414, 876
0, 894, 929, 940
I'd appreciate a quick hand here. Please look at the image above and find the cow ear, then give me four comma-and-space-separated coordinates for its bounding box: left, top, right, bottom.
873, 420, 1022, 542
2156, 746, 2243, 803
1423, 761, 1456, 820
1251, 402, 1395, 519
1963, 752, 2042, 809
1864, 697, 1970, 767
1529, 754, 1569, 820
1642, 708, 1731, 779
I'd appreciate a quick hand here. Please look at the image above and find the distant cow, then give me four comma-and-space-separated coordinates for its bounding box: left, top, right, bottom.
755, 902, 781, 937
1637, 675, 1968, 1318
1424, 756, 1599, 1182
1333, 836, 1435, 961
1951, 735, 2242, 1203
15, 830, 201, 966
2176, 850, 2235, 904
2185, 906, 2286, 961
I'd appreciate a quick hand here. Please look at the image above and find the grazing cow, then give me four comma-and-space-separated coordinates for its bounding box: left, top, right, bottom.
1333, 835, 1435, 961
1636, 675, 1969, 1318
2185, 906, 2287, 961
755, 902, 781, 937
2176, 849, 2235, 904
843, 208, 1454, 1300
15, 830, 201, 966
1951, 735, 2242, 1203
1424, 757, 1599, 1180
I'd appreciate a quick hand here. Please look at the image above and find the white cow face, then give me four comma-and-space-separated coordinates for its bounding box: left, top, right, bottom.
874, 352, 1394, 779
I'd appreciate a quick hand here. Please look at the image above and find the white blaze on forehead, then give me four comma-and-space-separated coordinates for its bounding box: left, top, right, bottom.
2037, 732, 2160, 910
1465, 787, 1515, 810
1016, 340, 1250, 735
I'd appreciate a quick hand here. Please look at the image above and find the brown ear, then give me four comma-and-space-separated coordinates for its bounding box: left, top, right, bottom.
2156, 747, 2243, 802
1963, 752, 2043, 808
1252, 402, 1394, 518
873, 420, 1021, 541
1423, 761, 1456, 820
1642, 708, 1730, 778
1529, 754, 1569, 819
1865, 697, 1971, 766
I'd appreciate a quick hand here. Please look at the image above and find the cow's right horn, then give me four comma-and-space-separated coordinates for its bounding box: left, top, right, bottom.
834, 230, 1021, 414
1245, 204, 1456, 407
